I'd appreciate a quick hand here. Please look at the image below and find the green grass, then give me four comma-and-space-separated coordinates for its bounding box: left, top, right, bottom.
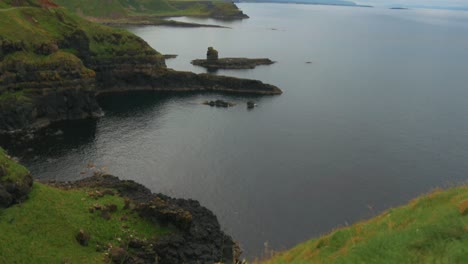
0, 7, 159, 56
259, 186, 468, 264
52, 0, 243, 18
0, 183, 170, 263
0, 148, 30, 183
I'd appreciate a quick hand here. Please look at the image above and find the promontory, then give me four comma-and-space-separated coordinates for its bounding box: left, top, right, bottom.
0, 1, 282, 134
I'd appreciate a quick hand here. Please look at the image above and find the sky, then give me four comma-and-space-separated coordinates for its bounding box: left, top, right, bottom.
355, 0, 468, 9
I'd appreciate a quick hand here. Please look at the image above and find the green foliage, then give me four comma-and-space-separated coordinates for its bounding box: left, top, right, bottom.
259, 187, 468, 264
0, 183, 169, 263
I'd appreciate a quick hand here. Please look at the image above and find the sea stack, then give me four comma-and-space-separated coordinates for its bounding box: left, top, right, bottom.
207, 47, 219, 61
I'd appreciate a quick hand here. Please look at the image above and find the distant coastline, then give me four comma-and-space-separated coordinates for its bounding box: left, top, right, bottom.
237, 0, 373, 8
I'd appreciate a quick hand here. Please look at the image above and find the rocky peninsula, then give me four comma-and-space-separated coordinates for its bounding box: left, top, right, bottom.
192, 47, 275, 69
54, 0, 249, 24
0, 3, 281, 134
0, 148, 240, 263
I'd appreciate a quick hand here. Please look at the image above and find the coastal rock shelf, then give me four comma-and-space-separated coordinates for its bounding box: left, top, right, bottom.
192, 57, 275, 69
191, 47, 275, 69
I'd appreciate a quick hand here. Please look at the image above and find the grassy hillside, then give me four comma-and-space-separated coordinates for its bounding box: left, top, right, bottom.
0, 183, 169, 263
0, 148, 168, 263
259, 186, 468, 264
0, 5, 160, 58
52, 0, 247, 20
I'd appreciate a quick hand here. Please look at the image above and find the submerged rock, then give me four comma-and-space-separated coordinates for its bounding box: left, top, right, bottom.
203, 100, 235, 108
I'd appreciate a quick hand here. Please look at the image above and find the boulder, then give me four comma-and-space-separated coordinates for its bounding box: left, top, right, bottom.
75, 229, 91, 246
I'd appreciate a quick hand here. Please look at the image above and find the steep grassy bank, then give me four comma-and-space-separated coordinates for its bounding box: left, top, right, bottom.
0, 148, 240, 263
259, 186, 468, 263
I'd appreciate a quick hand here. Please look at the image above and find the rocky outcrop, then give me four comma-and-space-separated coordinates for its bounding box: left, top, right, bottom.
47, 174, 241, 264
96, 69, 282, 95
207, 47, 219, 61
192, 47, 275, 69
203, 99, 235, 107
192, 57, 275, 69
247, 101, 256, 109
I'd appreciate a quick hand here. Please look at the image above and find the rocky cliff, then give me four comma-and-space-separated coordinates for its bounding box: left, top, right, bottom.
0, 147, 240, 263
48, 174, 241, 264
0, 4, 281, 133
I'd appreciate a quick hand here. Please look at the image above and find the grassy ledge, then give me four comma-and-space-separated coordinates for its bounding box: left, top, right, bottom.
259, 186, 468, 264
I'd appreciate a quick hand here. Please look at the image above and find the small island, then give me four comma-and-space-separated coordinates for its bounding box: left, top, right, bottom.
191, 47, 275, 70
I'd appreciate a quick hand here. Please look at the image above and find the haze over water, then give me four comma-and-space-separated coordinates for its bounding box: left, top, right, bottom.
13, 4, 468, 258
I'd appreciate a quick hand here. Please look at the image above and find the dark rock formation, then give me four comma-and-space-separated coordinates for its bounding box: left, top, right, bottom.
95, 69, 282, 96
192, 57, 275, 70
163, 54, 178, 59
47, 174, 241, 264
192, 47, 275, 70
247, 101, 256, 109
202, 99, 235, 107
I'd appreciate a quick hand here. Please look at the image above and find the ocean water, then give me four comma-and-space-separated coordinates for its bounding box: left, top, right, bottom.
10, 4, 468, 258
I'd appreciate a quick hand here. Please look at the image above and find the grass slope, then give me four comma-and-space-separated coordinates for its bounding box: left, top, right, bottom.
0, 6, 159, 57
0, 183, 169, 263
52, 0, 244, 19
260, 187, 468, 264
0, 148, 166, 263
0, 148, 169, 262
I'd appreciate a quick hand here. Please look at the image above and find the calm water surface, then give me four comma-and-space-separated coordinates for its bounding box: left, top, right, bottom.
9, 4, 468, 258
